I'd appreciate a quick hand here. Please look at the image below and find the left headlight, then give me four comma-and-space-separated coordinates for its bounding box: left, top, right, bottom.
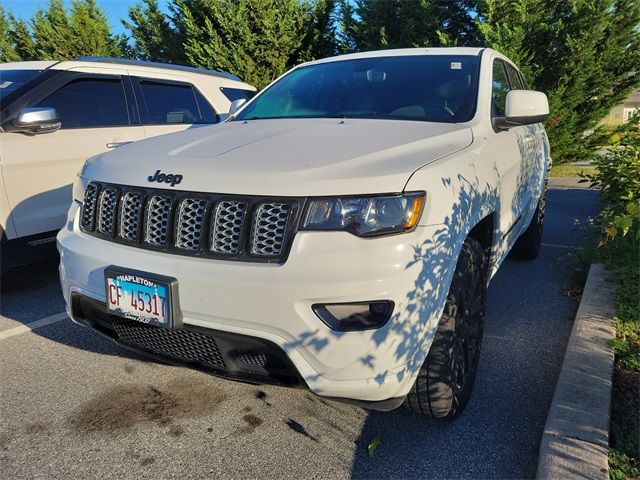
301, 192, 425, 237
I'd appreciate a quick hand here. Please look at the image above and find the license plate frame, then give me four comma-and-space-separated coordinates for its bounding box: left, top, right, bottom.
104, 266, 182, 329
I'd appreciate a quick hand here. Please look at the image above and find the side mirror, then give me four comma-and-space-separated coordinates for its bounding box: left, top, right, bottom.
11, 107, 61, 134
228, 98, 247, 118
495, 90, 549, 130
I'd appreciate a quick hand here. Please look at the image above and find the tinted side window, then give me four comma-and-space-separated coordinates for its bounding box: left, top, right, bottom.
194, 89, 219, 124
35, 77, 129, 128
220, 87, 256, 103
140, 80, 205, 124
491, 60, 511, 116
506, 64, 525, 90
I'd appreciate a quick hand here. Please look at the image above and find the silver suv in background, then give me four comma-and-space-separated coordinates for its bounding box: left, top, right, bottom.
0, 57, 255, 270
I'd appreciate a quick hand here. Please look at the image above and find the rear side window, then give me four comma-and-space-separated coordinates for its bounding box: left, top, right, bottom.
220, 87, 255, 103
506, 64, 525, 90
35, 77, 129, 128
491, 60, 511, 116
139, 80, 217, 124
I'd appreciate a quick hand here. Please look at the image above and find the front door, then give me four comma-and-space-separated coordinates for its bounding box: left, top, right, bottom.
1, 74, 145, 238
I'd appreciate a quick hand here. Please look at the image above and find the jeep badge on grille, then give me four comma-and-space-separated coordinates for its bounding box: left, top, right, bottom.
147, 170, 183, 187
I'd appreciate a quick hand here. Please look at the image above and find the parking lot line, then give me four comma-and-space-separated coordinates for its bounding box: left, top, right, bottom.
0, 312, 68, 340
541, 242, 583, 250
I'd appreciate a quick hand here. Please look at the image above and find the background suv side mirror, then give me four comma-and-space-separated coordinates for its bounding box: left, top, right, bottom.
228, 98, 247, 118
495, 90, 549, 130
11, 107, 61, 135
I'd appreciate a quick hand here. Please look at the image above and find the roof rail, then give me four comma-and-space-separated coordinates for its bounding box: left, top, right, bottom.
73, 56, 241, 82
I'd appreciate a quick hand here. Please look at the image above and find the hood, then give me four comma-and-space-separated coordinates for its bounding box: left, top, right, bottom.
85, 118, 472, 196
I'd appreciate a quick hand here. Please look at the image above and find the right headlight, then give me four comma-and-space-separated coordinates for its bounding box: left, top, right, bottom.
301, 192, 425, 237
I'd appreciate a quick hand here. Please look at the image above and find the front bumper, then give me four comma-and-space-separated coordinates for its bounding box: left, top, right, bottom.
58, 202, 454, 403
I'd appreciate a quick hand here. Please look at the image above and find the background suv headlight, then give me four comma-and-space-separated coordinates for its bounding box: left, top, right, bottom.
301, 192, 425, 237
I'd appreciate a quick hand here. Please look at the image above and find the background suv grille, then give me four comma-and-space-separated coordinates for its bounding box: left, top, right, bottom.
80, 182, 300, 263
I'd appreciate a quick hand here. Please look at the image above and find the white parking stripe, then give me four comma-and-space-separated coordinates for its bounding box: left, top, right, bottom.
0, 312, 68, 340
541, 242, 583, 250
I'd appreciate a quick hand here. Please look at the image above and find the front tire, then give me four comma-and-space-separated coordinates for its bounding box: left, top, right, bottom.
404, 237, 487, 420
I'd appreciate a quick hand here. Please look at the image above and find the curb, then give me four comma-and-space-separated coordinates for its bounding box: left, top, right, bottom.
536, 263, 616, 479
547, 177, 593, 190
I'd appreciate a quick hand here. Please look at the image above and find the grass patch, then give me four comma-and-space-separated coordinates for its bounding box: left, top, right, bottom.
597, 233, 640, 477
549, 164, 597, 178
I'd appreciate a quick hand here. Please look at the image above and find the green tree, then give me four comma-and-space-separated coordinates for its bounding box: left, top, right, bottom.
31, 0, 123, 60
340, 0, 477, 52
124, 0, 187, 63
0, 6, 21, 62
477, 0, 640, 163
0, 6, 37, 62
178, 0, 331, 89
297, 0, 338, 61
125, 0, 337, 88
10, 17, 37, 61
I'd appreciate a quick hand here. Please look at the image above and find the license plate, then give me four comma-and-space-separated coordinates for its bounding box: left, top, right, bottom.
105, 267, 180, 328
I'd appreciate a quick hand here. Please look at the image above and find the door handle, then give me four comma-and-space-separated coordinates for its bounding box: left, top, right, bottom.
106, 141, 133, 148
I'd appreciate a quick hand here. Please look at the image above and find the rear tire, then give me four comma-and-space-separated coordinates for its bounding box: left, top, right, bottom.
512, 190, 546, 261
404, 237, 487, 420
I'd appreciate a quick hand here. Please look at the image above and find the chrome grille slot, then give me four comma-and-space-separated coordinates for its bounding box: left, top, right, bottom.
119, 191, 143, 241
175, 198, 207, 251
210, 201, 246, 255
251, 202, 291, 257
81, 183, 99, 231
96, 187, 118, 235
145, 195, 172, 247
80, 182, 297, 263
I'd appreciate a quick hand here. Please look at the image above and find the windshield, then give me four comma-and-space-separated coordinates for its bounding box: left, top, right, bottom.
0, 69, 44, 103
236, 55, 480, 123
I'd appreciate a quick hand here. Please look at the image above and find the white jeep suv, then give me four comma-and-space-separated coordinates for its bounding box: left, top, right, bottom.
58, 48, 550, 418
0, 57, 255, 269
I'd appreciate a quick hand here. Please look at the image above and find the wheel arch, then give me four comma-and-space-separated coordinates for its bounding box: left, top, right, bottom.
466, 212, 497, 276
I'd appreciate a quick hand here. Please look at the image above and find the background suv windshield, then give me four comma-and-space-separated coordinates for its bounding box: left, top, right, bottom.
0, 70, 43, 102
236, 55, 480, 123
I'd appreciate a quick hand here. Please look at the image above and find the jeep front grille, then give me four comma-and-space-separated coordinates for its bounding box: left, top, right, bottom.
144, 195, 172, 247
119, 191, 143, 241
81, 183, 99, 230
210, 200, 246, 255
251, 202, 291, 256
96, 187, 118, 235
80, 182, 300, 263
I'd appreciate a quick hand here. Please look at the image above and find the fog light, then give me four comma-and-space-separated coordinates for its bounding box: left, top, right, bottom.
313, 301, 394, 331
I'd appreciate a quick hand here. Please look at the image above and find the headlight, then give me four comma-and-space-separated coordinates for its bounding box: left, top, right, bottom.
302, 192, 425, 237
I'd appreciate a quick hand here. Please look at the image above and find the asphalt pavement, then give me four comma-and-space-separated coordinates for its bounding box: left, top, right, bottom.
0, 185, 599, 479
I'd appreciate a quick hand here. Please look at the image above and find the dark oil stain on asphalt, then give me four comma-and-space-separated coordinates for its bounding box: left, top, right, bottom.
168, 424, 184, 437
68, 378, 225, 433
286, 419, 319, 442
238, 414, 264, 434
124, 365, 135, 374
140, 457, 155, 466
0, 432, 10, 450
24, 422, 48, 434
255, 390, 271, 406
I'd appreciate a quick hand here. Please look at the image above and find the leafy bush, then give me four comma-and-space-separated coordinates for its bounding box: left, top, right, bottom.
587, 116, 640, 478
584, 115, 640, 243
